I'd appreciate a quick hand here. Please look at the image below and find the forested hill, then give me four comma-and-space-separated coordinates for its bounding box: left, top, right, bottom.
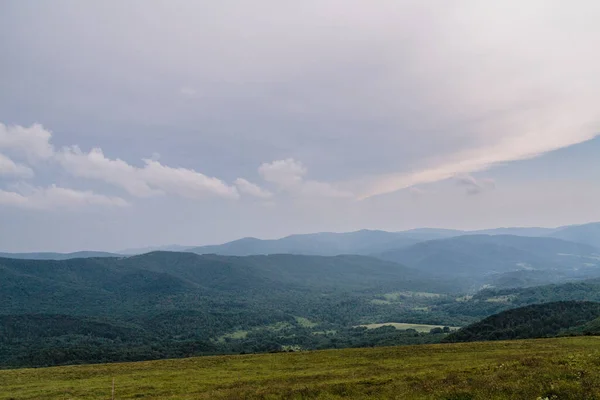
444, 301, 600, 343
0, 251, 462, 318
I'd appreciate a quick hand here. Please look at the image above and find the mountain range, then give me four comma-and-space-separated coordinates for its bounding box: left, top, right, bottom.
2, 222, 599, 260
186, 223, 600, 257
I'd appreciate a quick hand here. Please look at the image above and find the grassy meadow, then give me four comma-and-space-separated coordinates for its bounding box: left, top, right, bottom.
1, 337, 600, 399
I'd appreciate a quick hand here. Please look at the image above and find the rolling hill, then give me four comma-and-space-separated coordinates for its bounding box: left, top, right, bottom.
444, 301, 600, 343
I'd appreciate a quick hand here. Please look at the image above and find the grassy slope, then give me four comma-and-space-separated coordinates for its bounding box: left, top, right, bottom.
2, 337, 600, 400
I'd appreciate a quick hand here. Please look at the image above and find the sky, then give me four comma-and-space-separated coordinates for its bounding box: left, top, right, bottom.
1, 1, 600, 252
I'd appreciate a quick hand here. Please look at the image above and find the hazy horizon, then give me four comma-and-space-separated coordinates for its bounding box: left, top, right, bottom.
1, 220, 598, 254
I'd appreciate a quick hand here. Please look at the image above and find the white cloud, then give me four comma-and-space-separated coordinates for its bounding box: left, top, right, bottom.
259, 158, 352, 198
234, 178, 273, 199
140, 159, 239, 200
56, 146, 239, 200
0, 123, 243, 202
0, 123, 54, 162
56, 146, 161, 197
0, 153, 34, 178
0, 184, 129, 210
258, 158, 306, 188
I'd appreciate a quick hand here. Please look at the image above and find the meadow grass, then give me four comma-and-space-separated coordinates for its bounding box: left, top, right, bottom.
1, 337, 600, 399
357, 323, 460, 332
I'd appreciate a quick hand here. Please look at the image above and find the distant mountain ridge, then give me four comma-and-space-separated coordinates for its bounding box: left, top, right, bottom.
185, 222, 600, 257
186, 230, 427, 256
2, 221, 600, 260
0, 251, 122, 260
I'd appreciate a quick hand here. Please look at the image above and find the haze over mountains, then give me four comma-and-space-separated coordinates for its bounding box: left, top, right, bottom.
185, 222, 600, 257
135, 222, 600, 258
3, 221, 599, 261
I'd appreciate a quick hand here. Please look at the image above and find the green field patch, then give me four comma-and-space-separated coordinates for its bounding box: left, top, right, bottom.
485, 295, 516, 303
312, 330, 337, 335
217, 321, 294, 342
370, 299, 392, 305
382, 291, 442, 302
216, 330, 249, 342
358, 322, 461, 332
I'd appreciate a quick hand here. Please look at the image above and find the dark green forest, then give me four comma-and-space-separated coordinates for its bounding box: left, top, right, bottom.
2, 252, 600, 368
444, 301, 600, 342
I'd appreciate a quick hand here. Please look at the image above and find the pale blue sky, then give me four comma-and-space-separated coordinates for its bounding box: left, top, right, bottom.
1, 1, 599, 251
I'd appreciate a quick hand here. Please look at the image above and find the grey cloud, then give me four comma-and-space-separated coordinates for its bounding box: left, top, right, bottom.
455, 175, 496, 196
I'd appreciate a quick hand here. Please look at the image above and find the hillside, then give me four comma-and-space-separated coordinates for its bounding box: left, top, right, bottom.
1, 337, 599, 399
0, 251, 451, 317
376, 234, 600, 282
549, 222, 600, 249
444, 301, 600, 343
